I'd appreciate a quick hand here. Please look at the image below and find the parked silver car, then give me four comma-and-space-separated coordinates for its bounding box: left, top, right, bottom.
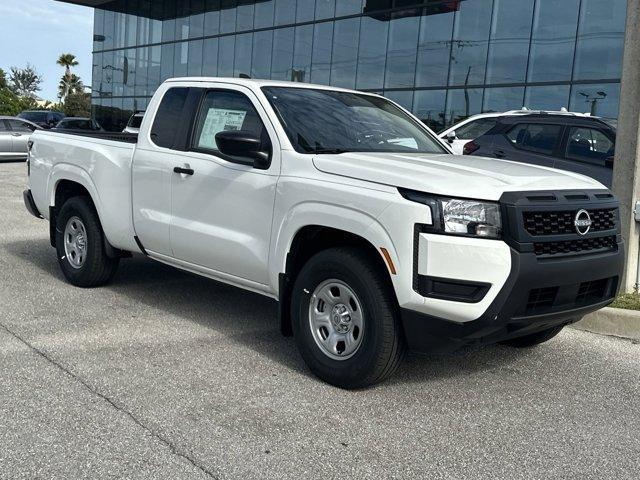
0, 116, 39, 161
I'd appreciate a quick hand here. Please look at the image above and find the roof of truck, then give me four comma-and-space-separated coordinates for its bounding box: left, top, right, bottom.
164, 77, 381, 95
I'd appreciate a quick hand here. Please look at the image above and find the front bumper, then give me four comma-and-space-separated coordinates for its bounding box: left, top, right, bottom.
401, 243, 624, 354
23, 189, 43, 219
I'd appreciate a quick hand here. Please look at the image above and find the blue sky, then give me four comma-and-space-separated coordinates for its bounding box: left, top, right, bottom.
0, 0, 94, 102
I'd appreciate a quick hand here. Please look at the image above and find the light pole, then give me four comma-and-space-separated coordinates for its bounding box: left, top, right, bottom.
578, 91, 607, 116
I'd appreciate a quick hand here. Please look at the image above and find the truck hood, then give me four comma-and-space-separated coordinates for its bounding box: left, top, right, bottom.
312, 152, 605, 201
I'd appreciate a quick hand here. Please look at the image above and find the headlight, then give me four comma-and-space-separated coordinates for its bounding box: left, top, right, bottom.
440, 198, 501, 238
399, 189, 502, 239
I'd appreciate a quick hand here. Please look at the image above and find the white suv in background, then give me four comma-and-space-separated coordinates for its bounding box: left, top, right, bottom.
440, 109, 591, 155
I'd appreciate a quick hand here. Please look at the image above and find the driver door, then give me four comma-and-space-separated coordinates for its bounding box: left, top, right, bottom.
169, 87, 280, 285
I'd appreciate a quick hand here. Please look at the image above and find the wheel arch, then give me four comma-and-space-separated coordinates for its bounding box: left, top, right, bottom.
276, 218, 400, 337
48, 171, 122, 258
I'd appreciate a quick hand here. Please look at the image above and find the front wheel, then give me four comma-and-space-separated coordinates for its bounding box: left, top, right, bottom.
500, 325, 564, 348
55, 196, 119, 287
291, 247, 405, 389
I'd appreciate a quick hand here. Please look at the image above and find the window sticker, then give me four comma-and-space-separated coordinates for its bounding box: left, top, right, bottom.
197, 108, 247, 149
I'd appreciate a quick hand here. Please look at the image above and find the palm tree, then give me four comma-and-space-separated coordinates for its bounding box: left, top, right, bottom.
58, 74, 84, 100
57, 53, 79, 100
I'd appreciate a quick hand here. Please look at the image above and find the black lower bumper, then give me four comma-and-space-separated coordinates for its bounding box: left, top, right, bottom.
23, 189, 43, 219
401, 244, 624, 354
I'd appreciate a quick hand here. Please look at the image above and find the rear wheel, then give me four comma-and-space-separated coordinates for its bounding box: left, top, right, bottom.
55, 196, 119, 287
291, 247, 405, 389
500, 325, 564, 348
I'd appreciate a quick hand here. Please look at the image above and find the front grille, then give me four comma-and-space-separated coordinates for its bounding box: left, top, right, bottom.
526, 287, 558, 314
523, 208, 616, 236
533, 235, 617, 256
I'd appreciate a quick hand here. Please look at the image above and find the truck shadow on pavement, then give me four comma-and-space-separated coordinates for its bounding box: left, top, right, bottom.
4, 237, 528, 387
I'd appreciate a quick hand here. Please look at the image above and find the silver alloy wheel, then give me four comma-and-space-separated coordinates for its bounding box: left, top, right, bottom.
308, 279, 364, 360
63, 216, 88, 269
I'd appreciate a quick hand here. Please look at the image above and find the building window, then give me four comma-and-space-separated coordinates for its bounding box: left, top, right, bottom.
91, 0, 626, 132
573, 0, 626, 81
485, 0, 534, 84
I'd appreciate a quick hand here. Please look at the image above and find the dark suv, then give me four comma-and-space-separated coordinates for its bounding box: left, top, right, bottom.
18, 110, 65, 129
464, 114, 616, 187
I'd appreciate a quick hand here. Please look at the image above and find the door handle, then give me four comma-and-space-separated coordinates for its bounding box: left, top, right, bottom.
11, 133, 21, 137
493, 150, 505, 158
173, 166, 194, 175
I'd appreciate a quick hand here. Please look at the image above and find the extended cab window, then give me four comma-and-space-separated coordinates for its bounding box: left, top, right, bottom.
192, 90, 269, 154
150, 87, 190, 148
565, 127, 614, 166
506, 123, 562, 155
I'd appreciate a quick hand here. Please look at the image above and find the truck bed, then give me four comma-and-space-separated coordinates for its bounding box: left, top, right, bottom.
28, 128, 138, 253
49, 129, 138, 144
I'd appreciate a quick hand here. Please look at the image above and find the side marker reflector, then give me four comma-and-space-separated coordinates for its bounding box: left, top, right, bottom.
379, 247, 397, 275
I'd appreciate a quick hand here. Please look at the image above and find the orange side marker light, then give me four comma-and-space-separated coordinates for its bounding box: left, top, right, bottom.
379, 247, 397, 275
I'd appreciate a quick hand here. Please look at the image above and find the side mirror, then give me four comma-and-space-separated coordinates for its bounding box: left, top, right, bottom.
215, 130, 271, 169
445, 130, 457, 144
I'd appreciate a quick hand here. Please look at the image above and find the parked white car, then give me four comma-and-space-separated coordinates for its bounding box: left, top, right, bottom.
440, 109, 592, 154
23, 78, 623, 388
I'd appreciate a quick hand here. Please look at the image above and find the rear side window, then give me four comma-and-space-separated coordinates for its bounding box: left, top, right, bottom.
506, 123, 562, 155
151, 87, 190, 148
7, 119, 35, 132
455, 118, 497, 139
0, 120, 8, 132
565, 127, 614, 166
192, 90, 269, 154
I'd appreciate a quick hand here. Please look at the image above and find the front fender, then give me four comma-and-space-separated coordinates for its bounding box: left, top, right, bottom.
270, 201, 400, 293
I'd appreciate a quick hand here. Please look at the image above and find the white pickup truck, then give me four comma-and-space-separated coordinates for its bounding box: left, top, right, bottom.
23, 78, 624, 388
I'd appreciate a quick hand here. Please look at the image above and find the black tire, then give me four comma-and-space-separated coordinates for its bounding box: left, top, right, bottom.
291, 247, 405, 389
500, 325, 564, 348
55, 196, 119, 287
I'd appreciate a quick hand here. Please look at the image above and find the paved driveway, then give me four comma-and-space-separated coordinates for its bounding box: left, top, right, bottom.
1, 162, 639, 479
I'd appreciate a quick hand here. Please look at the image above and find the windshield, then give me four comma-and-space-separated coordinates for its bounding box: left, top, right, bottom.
261, 87, 447, 154
19, 111, 48, 122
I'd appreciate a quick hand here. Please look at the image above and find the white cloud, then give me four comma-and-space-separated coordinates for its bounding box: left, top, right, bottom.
0, 1, 93, 28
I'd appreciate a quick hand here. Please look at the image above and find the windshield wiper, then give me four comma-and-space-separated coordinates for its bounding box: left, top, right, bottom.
309, 147, 352, 154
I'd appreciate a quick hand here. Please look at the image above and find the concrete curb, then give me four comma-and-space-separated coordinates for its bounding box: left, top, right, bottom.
571, 307, 640, 340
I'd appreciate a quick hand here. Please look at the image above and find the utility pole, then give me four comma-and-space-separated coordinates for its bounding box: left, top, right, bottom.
612, 0, 640, 291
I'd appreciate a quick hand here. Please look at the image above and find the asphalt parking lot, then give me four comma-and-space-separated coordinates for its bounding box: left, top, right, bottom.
1, 161, 639, 479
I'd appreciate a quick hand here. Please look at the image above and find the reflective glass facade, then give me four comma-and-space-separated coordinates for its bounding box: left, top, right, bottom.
90, 0, 627, 132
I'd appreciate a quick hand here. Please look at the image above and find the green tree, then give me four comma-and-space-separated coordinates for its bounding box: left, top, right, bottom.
9, 65, 42, 97
58, 74, 84, 100
0, 88, 36, 116
0, 66, 38, 115
57, 53, 79, 100
63, 92, 91, 117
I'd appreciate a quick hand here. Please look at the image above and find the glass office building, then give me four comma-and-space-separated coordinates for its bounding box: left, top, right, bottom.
83, 0, 627, 131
